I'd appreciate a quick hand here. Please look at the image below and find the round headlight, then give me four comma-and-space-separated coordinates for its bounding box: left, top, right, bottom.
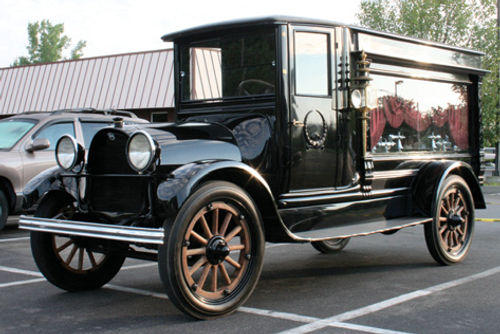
55, 135, 82, 171
126, 131, 157, 173
350, 89, 363, 109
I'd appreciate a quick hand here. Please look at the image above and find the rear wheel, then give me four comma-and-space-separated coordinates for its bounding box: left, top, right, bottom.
312, 238, 350, 253
0, 190, 8, 230
31, 192, 126, 291
159, 181, 265, 319
424, 175, 474, 265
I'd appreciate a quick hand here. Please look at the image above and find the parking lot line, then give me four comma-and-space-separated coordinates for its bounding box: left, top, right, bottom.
238, 306, 319, 323
0, 278, 45, 288
239, 307, 413, 334
105, 283, 408, 334
0, 236, 30, 243
1, 261, 498, 333
476, 218, 500, 222
121, 262, 157, 271
327, 322, 413, 334
278, 265, 500, 334
105, 283, 168, 299
0, 265, 42, 277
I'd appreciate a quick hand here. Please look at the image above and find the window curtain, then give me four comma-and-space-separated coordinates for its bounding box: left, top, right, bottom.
447, 105, 469, 149
370, 96, 469, 150
370, 106, 386, 149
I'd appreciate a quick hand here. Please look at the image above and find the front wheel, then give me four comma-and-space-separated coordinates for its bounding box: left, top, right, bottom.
30, 192, 126, 291
159, 181, 265, 319
424, 175, 474, 265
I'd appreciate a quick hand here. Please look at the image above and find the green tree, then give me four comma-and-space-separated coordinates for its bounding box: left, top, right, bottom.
12, 20, 87, 66
357, 0, 499, 146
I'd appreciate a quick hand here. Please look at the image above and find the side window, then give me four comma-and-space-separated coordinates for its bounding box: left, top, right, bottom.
369, 74, 469, 153
294, 32, 329, 96
33, 122, 75, 150
81, 122, 112, 148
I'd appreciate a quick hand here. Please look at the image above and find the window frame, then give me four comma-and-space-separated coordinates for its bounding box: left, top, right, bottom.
292, 28, 332, 98
178, 27, 278, 103
367, 65, 471, 156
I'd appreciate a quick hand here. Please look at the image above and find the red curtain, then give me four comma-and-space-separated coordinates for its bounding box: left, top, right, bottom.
379, 96, 431, 131
383, 96, 404, 128
431, 106, 448, 127
370, 106, 386, 149
448, 105, 469, 149
370, 96, 469, 150
402, 102, 431, 132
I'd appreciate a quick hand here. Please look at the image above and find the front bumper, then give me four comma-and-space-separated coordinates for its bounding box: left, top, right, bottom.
18, 215, 164, 245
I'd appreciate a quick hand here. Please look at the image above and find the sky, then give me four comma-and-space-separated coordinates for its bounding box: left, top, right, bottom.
0, 0, 362, 68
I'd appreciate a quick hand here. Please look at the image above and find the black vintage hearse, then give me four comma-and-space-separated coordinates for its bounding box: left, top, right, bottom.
20, 17, 488, 319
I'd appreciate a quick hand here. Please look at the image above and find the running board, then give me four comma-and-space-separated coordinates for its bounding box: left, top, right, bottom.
293, 216, 432, 241
18, 215, 164, 245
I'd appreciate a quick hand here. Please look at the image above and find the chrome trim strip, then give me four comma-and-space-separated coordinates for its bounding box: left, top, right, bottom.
372, 154, 471, 162
371, 169, 418, 179
370, 187, 409, 196
280, 188, 409, 207
281, 185, 361, 199
295, 217, 433, 241
18, 215, 164, 245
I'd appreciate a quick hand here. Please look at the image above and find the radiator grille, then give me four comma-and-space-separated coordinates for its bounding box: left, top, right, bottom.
86, 129, 147, 213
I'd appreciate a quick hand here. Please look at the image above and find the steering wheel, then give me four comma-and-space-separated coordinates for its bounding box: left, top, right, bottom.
237, 79, 275, 96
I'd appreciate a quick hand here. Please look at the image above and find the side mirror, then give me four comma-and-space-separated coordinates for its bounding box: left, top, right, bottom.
26, 138, 50, 152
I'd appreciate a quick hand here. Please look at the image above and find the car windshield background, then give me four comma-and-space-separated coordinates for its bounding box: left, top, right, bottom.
81, 122, 112, 148
180, 29, 276, 102
0, 119, 37, 150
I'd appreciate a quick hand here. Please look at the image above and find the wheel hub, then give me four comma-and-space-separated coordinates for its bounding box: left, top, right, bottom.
206, 236, 230, 265
447, 211, 463, 229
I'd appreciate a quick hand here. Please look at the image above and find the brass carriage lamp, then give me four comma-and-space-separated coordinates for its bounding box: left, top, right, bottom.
350, 51, 378, 158
350, 51, 377, 111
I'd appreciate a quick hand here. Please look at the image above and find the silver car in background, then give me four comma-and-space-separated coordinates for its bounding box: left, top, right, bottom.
0, 109, 147, 229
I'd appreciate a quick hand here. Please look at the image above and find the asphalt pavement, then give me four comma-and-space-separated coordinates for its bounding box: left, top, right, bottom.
1, 186, 499, 333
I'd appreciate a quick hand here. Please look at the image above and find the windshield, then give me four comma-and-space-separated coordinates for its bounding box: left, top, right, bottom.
180, 28, 276, 101
0, 119, 37, 150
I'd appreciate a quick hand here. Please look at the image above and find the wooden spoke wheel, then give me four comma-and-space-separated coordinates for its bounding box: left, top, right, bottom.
312, 238, 350, 253
51, 235, 108, 274
159, 181, 264, 319
30, 192, 125, 291
424, 175, 474, 265
182, 202, 251, 299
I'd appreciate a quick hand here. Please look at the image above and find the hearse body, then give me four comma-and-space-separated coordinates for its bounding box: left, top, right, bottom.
20, 17, 487, 319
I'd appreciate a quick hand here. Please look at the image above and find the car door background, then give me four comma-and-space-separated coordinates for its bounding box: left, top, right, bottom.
22, 120, 76, 186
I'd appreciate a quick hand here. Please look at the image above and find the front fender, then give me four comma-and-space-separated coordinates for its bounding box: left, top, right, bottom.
413, 160, 485, 216
22, 166, 77, 210
157, 161, 271, 209
156, 160, 295, 242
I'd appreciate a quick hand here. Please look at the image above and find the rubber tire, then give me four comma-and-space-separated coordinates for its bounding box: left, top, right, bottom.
312, 238, 350, 253
424, 175, 474, 265
0, 190, 8, 230
158, 181, 265, 319
30, 192, 126, 291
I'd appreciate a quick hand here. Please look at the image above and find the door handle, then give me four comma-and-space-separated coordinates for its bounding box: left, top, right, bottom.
291, 119, 304, 127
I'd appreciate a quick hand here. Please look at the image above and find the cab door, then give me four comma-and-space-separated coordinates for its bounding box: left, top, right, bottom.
289, 27, 338, 191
